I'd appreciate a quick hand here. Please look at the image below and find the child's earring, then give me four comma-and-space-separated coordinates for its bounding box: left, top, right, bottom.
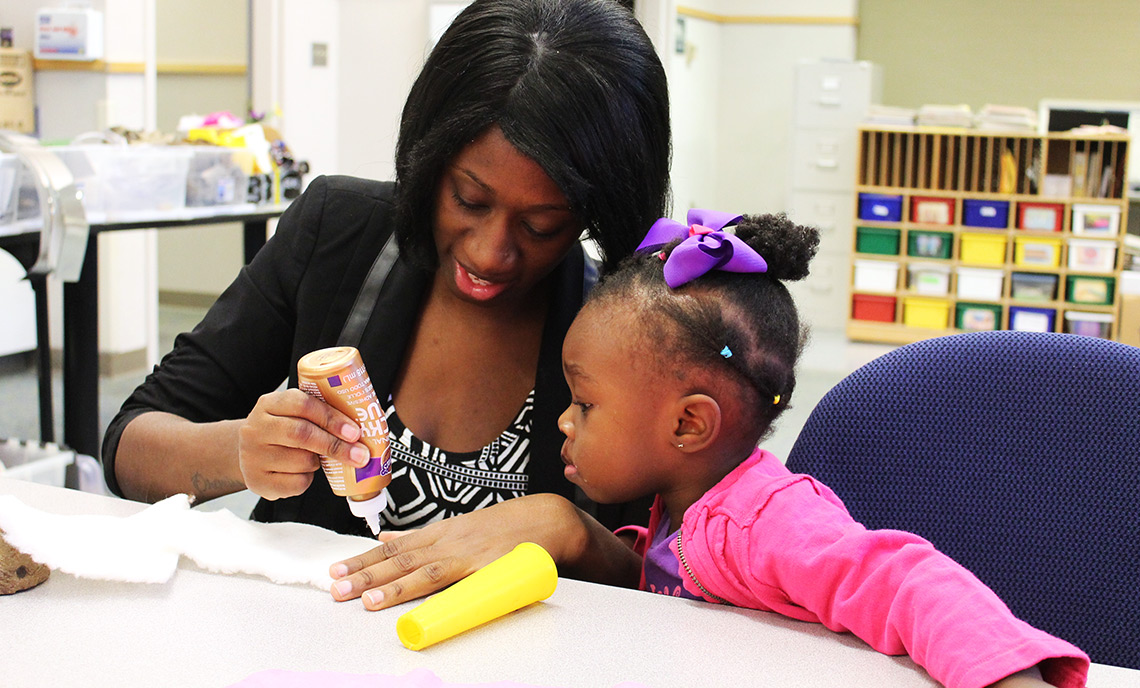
676, 442, 684, 449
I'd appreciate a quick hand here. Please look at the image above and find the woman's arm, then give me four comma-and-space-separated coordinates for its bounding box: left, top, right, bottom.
328, 493, 643, 609
115, 389, 373, 504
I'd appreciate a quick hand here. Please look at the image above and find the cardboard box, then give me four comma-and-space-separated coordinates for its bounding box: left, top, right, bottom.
1119, 295, 1140, 348
0, 48, 35, 133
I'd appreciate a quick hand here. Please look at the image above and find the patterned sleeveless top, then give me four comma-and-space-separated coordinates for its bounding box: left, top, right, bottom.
376, 391, 533, 529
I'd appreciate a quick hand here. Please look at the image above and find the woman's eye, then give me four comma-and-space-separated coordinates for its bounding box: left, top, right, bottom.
523, 221, 562, 239
452, 191, 484, 210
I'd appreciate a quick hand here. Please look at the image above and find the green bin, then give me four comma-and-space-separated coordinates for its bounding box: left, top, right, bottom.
856, 227, 901, 256
1065, 275, 1115, 306
955, 302, 1003, 331
907, 230, 953, 259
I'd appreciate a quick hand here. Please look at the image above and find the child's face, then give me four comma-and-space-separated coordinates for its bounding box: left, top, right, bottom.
558, 305, 676, 504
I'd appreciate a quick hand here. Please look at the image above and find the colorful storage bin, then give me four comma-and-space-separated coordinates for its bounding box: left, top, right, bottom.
907, 230, 952, 259
856, 226, 901, 255
1017, 202, 1063, 232
1066, 275, 1115, 306
1063, 311, 1113, 338
956, 267, 1004, 301
1067, 239, 1117, 273
851, 294, 896, 322
1009, 306, 1056, 333
907, 262, 951, 296
1014, 237, 1062, 268
858, 193, 903, 222
959, 233, 1007, 266
903, 297, 950, 329
910, 196, 954, 225
853, 259, 899, 293
955, 302, 1002, 331
962, 199, 1009, 228
1071, 204, 1121, 237
1010, 272, 1058, 302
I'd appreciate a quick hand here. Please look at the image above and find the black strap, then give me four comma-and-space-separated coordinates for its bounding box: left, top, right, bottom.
338, 234, 400, 347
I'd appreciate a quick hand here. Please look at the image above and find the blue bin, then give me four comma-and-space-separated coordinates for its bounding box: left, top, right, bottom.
1009, 306, 1056, 333
963, 199, 1010, 228
858, 193, 903, 222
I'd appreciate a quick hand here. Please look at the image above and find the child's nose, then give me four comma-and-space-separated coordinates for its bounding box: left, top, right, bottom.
557, 408, 574, 437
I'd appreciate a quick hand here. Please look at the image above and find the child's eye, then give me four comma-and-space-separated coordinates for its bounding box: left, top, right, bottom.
574, 401, 592, 416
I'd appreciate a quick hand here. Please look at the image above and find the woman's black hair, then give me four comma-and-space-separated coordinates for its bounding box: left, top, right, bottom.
587, 214, 820, 448
394, 0, 671, 273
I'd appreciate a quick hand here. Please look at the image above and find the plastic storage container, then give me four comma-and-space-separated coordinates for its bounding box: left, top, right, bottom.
851, 294, 896, 322
855, 226, 900, 255
907, 230, 952, 259
956, 267, 1004, 301
1010, 272, 1058, 301
1065, 275, 1115, 306
0, 439, 75, 487
907, 262, 951, 296
1017, 202, 1063, 231
1014, 237, 1062, 268
959, 233, 1007, 266
858, 193, 903, 222
910, 196, 954, 225
853, 259, 899, 293
186, 146, 252, 206
903, 297, 950, 329
1009, 306, 1056, 333
1063, 311, 1113, 338
1067, 239, 1117, 273
1071, 204, 1121, 237
962, 199, 1009, 228
955, 302, 1002, 331
47, 144, 193, 215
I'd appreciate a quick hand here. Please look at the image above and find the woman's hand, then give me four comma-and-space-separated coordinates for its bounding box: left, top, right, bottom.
328, 493, 642, 610
237, 388, 372, 500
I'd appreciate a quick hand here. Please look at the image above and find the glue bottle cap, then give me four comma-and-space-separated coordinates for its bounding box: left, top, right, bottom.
346, 489, 386, 536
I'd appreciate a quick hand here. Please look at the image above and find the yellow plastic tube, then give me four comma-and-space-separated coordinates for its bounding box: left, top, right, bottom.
396, 542, 558, 651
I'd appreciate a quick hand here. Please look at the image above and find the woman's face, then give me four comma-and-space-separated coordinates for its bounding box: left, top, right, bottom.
432, 126, 583, 308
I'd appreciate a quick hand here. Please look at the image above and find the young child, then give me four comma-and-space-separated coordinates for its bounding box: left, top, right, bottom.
555, 209, 1089, 688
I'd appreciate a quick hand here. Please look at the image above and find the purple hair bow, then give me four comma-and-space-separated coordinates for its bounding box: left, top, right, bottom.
637, 209, 768, 288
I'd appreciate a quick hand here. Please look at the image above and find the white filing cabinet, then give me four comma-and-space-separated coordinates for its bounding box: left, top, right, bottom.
785, 60, 881, 331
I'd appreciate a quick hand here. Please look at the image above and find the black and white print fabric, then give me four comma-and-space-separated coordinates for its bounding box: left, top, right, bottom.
377, 391, 533, 529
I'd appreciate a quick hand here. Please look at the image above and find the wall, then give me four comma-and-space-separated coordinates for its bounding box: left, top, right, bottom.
858, 0, 1140, 110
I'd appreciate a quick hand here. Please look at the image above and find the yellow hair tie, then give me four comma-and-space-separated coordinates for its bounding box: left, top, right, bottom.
773, 394, 781, 405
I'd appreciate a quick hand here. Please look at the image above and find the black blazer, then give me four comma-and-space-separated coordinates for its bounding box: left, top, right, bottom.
103, 175, 648, 534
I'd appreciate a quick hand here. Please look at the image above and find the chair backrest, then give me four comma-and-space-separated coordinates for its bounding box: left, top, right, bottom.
785, 331, 1140, 669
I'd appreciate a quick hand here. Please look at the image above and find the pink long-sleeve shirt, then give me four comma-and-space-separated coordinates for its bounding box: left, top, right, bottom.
623, 449, 1089, 688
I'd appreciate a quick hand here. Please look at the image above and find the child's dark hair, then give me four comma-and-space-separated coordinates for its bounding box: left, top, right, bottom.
587, 213, 819, 450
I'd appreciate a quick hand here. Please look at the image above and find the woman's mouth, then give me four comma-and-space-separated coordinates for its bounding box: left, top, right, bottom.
453, 261, 511, 301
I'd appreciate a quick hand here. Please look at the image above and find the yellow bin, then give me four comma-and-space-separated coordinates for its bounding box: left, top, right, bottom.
1014, 236, 1062, 268
904, 297, 951, 329
959, 233, 1007, 266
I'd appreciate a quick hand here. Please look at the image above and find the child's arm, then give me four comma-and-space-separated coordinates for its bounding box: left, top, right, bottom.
683, 476, 1088, 688
328, 493, 643, 609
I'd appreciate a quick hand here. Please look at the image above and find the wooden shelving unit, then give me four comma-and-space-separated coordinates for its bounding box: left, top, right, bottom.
847, 125, 1131, 344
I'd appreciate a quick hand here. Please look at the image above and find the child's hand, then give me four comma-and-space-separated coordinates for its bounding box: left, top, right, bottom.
327, 493, 636, 610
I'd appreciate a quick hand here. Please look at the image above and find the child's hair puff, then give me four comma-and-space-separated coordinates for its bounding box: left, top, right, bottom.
588, 213, 820, 449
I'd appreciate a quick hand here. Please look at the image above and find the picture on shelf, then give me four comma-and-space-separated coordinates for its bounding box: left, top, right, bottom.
1071, 204, 1121, 237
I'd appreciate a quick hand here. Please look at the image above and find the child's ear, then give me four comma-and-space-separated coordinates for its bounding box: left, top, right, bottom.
672, 394, 721, 452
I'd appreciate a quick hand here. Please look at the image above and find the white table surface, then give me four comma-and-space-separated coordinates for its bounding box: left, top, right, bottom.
1, 478, 1135, 688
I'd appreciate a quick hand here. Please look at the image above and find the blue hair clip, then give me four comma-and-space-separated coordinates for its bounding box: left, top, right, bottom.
720, 346, 733, 359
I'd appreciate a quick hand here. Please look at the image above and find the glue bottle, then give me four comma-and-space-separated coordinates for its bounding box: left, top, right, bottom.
297, 346, 392, 535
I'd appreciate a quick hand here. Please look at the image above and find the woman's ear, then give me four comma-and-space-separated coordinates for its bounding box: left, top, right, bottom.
672, 394, 721, 452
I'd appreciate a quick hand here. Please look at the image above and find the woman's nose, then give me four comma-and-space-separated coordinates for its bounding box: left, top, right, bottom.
466, 213, 517, 276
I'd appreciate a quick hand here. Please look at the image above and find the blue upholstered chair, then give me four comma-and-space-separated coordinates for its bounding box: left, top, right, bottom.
784, 331, 1140, 669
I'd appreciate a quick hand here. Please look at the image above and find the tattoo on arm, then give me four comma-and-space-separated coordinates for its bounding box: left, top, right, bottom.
190, 472, 247, 497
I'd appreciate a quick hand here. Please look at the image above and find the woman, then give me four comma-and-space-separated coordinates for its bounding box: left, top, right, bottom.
102, 0, 670, 536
